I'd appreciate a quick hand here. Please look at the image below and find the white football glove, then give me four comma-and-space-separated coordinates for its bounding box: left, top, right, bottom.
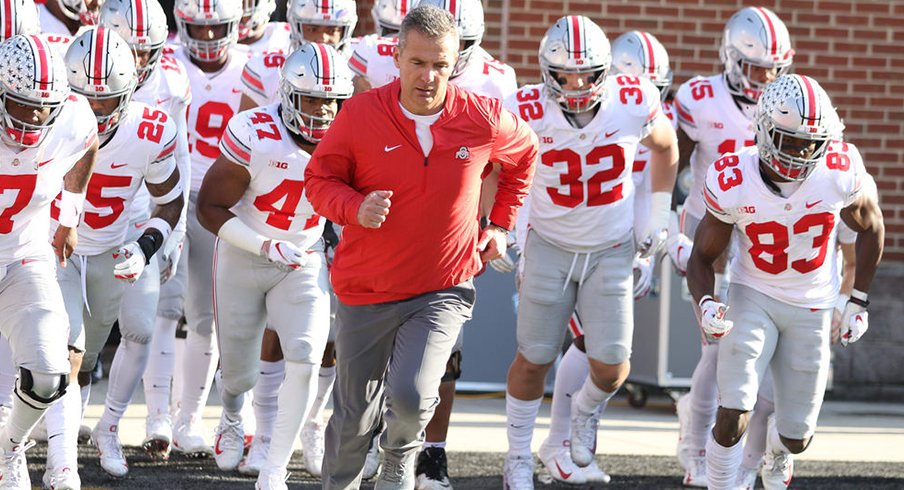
666, 211, 693, 275
699, 296, 733, 338
263, 240, 307, 272
113, 242, 147, 284
159, 228, 185, 284
839, 300, 868, 346
633, 255, 654, 299
638, 192, 671, 259
489, 250, 516, 273
831, 294, 849, 344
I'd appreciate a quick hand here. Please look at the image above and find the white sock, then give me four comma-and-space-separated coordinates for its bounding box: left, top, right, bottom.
252, 360, 284, 441
3, 382, 52, 449
101, 338, 150, 429
171, 334, 186, 413
546, 344, 589, 449
79, 383, 90, 417
306, 365, 335, 426
45, 385, 80, 471
218, 369, 244, 420
0, 339, 16, 408
688, 343, 719, 451
143, 316, 177, 418
177, 330, 219, 419
705, 432, 743, 490
505, 393, 541, 458
766, 416, 791, 455
743, 396, 774, 470
424, 441, 446, 450
267, 362, 317, 470
572, 376, 615, 417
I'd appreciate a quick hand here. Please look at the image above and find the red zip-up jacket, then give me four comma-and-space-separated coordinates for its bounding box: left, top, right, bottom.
304, 80, 538, 305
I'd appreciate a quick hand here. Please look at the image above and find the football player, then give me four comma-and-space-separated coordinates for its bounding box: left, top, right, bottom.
166, 0, 247, 456
98, 0, 193, 462
237, 0, 290, 55
38, 0, 102, 36
502, 16, 678, 490
197, 42, 350, 490
0, 33, 98, 489
669, 7, 794, 487
687, 74, 883, 490
348, 0, 408, 93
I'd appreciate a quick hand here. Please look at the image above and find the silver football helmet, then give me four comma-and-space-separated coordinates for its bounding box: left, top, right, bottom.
54, 0, 103, 26
611, 31, 672, 102
287, 0, 358, 52
99, 0, 168, 86
279, 42, 353, 143
65, 27, 137, 135
721, 6, 794, 103
755, 74, 843, 182
539, 15, 611, 113
0, 35, 69, 147
0, 0, 39, 42
239, 0, 276, 41
414, 0, 483, 77
174, 0, 242, 63
371, 0, 409, 37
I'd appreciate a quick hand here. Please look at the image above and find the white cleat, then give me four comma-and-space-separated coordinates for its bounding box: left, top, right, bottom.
0, 440, 34, 490
212, 413, 245, 471
42, 465, 81, 490
682, 452, 708, 488
736, 465, 759, 490
300, 420, 325, 477
142, 412, 172, 461
762, 416, 793, 490
362, 430, 382, 480
172, 413, 212, 456
239, 435, 270, 476
538, 441, 587, 484
255, 464, 289, 490
92, 425, 129, 477
582, 459, 612, 483
502, 454, 535, 490
569, 403, 599, 468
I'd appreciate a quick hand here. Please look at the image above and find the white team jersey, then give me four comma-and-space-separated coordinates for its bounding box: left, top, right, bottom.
54, 102, 178, 255
129, 50, 193, 223
451, 47, 518, 101
504, 77, 662, 252
170, 44, 250, 192
348, 34, 399, 89
38, 5, 72, 36
675, 74, 757, 220
241, 22, 291, 58
40, 32, 73, 59
0, 95, 97, 264
705, 144, 864, 309
218, 103, 324, 249
632, 101, 677, 238
240, 49, 289, 107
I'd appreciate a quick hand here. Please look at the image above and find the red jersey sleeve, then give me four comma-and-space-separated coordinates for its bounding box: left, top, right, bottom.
304, 104, 366, 227
487, 105, 539, 230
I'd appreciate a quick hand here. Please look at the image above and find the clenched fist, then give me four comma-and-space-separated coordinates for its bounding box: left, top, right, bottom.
357, 190, 393, 229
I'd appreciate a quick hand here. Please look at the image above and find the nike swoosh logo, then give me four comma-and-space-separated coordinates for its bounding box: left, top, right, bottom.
37, 159, 52, 167
111, 162, 128, 169
384, 144, 402, 152
638, 148, 649, 154
605, 129, 620, 138
156, 98, 170, 105
805, 200, 822, 209
231, 88, 242, 93
555, 460, 573, 480
214, 436, 224, 455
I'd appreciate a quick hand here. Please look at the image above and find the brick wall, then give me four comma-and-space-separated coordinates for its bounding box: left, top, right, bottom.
354, 0, 904, 264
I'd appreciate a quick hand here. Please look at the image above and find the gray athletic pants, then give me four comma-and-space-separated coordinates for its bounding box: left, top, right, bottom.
322, 280, 476, 490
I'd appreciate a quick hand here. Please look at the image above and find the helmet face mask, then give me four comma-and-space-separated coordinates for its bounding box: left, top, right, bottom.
238, 0, 275, 41
55, 0, 103, 26
755, 74, 842, 182
414, 0, 484, 78
99, 0, 168, 86
539, 15, 611, 114
65, 27, 137, 136
287, 0, 358, 52
0, 35, 70, 148
721, 6, 794, 104
175, 0, 242, 63
611, 30, 672, 103
279, 43, 353, 144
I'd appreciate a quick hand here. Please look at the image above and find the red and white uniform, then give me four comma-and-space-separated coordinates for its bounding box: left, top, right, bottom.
170, 44, 250, 192
219, 103, 324, 248
0, 96, 97, 265
632, 100, 676, 236
239, 49, 289, 107
675, 74, 756, 221
242, 21, 291, 58
451, 47, 517, 101
53, 102, 178, 255
348, 34, 399, 89
40, 33, 74, 58
704, 143, 864, 309
38, 4, 74, 37
505, 76, 662, 252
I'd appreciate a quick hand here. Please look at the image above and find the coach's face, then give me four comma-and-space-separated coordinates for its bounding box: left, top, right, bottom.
394, 29, 457, 116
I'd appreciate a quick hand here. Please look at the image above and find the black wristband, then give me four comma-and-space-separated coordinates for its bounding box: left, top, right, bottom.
848, 295, 869, 308
136, 229, 165, 264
